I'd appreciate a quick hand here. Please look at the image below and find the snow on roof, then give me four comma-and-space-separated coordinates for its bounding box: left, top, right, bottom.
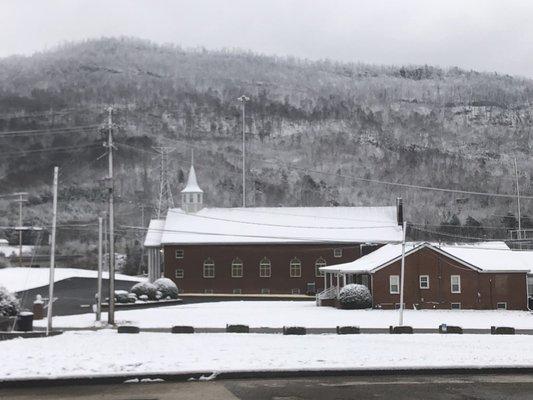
0, 239, 8, 245
144, 219, 165, 247
181, 165, 203, 193
155, 206, 403, 245
321, 241, 533, 274
0, 267, 145, 293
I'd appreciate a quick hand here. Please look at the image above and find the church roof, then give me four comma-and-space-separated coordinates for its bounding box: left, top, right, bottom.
145, 206, 402, 246
181, 165, 203, 193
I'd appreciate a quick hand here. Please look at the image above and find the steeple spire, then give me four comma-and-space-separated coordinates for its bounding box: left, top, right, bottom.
181, 151, 204, 213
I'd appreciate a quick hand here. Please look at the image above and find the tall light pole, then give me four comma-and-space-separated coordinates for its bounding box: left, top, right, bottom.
106, 106, 116, 325
238, 95, 250, 207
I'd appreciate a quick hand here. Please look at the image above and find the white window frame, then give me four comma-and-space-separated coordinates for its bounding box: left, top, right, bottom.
333, 248, 343, 258
451, 302, 461, 310
232, 288, 242, 295
261, 288, 270, 294
259, 257, 271, 277
175, 249, 184, 259
291, 288, 300, 295
290, 258, 302, 278
389, 275, 400, 294
175, 268, 184, 279
496, 302, 507, 310
315, 258, 326, 277
451, 275, 461, 293
419, 275, 429, 289
203, 258, 215, 278
231, 258, 243, 278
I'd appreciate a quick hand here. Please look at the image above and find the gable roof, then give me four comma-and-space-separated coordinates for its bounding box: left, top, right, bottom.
146, 206, 403, 246
321, 241, 533, 274
144, 219, 165, 247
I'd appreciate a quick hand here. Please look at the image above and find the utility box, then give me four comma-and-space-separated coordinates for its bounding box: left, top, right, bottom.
15, 312, 34, 332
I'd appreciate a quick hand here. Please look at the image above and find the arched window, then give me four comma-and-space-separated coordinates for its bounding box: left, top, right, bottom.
290, 257, 301, 278
259, 257, 271, 277
203, 258, 215, 278
315, 258, 326, 277
231, 258, 243, 278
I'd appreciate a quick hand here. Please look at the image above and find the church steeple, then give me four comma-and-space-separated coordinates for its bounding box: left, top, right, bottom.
181, 150, 204, 213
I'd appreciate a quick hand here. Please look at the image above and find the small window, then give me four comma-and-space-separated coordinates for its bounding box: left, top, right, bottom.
204, 289, 213, 294
496, 302, 507, 310
389, 275, 400, 294
203, 258, 215, 278
333, 248, 343, 258
307, 282, 316, 293
291, 288, 300, 295
394, 303, 405, 309
175, 269, 184, 279
259, 257, 271, 277
451, 302, 461, 310
261, 288, 270, 294
175, 249, 184, 259
315, 258, 326, 277
419, 275, 429, 289
231, 258, 243, 278
233, 289, 242, 295
451, 275, 461, 293
290, 258, 301, 277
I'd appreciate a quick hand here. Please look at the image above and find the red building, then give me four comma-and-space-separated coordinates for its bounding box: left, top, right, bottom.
320, 242, 533, 310
144, 163, 404, 294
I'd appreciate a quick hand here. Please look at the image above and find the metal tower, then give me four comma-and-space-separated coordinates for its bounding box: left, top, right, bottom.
153, 146, 175, 218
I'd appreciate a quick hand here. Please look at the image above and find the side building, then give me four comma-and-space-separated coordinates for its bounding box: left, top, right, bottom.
144, 163, 404, 295
320, 241, 533, 310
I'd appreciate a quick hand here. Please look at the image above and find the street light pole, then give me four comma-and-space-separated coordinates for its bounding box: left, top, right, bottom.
238, 95, 249, 207
398, 220, 407, 326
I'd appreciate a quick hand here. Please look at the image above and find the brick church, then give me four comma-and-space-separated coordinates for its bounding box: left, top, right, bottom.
144, 162, 404, 295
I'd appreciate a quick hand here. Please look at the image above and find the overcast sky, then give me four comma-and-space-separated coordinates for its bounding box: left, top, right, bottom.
1, 0, 532, 77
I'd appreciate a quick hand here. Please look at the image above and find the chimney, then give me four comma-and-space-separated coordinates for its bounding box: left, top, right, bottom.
396, 197, 404, 226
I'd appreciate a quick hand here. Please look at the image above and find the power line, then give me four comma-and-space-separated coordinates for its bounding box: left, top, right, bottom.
0, 124, 100, 137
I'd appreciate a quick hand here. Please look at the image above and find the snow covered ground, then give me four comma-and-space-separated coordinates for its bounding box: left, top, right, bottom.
2, 330, 533, 381
0, 267, 145, 292
34, 300, 533, 329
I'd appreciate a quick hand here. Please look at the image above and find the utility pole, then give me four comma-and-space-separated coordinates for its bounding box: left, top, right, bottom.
238, 95, 249, 207
96, 216, 103, 322
398, 220, 407, 326
106, 107, 116, 325
13, 192, 28, 267
46, 167, 58, 336
514, 157, 522, 246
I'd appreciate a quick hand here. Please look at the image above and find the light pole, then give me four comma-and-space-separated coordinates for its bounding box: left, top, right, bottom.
238, 95, 250, 207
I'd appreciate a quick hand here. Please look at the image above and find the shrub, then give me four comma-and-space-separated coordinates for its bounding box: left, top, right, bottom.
130, 281, 157, 300
153, 278, 179, 299
0, 286, 20, 317
338, 284, 372, 309
127, 293, 137, 303
114, 290, 129, 303
139, 294, 149, 301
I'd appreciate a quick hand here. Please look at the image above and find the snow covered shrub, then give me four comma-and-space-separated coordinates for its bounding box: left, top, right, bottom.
0, 286, 20, 317
155, 290, 162, 300
130, 282, 157, 300
139, 294, 148, 301
127, 293, 137, 303
338, 284, 372, 309
153, 278, 179, 299
114, 290, 129, 303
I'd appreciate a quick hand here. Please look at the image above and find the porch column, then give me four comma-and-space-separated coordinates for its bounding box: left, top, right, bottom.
324, 272, 327, 289
342, 274, 347, 287
336, 273, 340, 294
330, 273, 334, 288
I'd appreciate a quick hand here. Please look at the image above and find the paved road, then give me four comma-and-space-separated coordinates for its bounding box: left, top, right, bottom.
2, 374, 533, 399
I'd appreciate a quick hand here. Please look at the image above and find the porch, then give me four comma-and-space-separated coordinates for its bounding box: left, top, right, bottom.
316, 270, 371, 306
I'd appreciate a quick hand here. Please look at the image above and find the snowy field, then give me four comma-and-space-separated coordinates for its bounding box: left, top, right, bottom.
2, 330, 533, 381
0, 267, 145, 292
34, 301, 533, 330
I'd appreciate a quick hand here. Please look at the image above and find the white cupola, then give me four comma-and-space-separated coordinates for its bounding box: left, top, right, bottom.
181, 154, 204, 213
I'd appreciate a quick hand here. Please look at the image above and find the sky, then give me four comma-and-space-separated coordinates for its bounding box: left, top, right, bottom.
1, 0, 532, 78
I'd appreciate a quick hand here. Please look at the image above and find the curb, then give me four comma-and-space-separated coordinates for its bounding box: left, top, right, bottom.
2, 366, 533, 388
